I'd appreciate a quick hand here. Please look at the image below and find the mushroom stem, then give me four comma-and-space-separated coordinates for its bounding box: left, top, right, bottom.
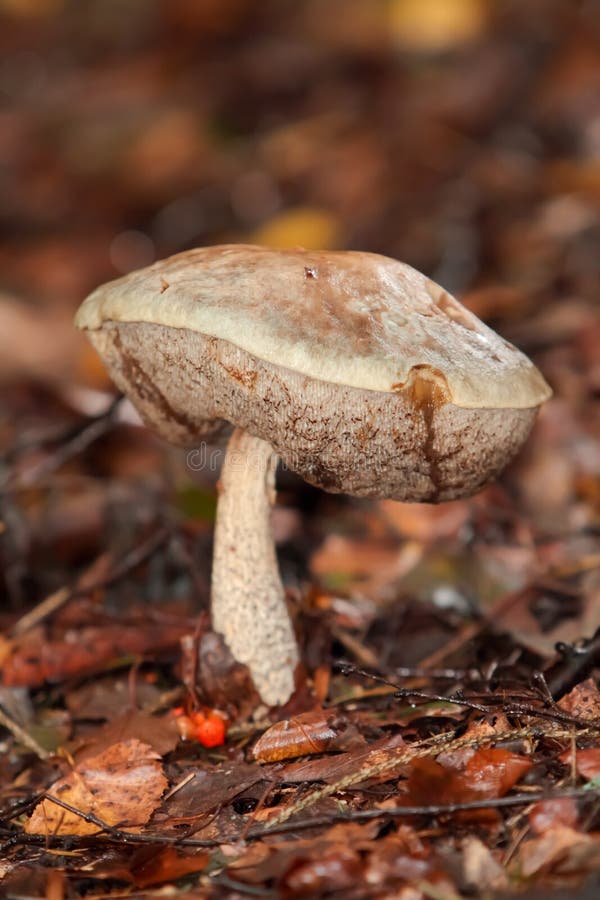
211, 427, 298, 706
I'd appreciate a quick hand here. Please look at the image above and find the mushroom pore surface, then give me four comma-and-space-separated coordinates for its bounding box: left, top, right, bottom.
87, 321, 537, 502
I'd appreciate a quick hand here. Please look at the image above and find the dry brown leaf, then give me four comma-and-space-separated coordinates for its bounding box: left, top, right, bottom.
462, 836, 508, 891
74, 711, 180, 761
379, 498, 470, 542
518, 825, 593, 878
26, 739, 167, 836
310, 535, 420, 594
558, 678, 600, 720
273, 734, 406, 786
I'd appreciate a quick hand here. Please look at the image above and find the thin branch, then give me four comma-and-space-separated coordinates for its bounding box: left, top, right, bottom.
336, 662, 598, 729
3, 785, 598, 853
10, 525, 171, 636
1, 395, 123, 493
247, 785, 600, 838
42, 793, 135, 838
0, 707, 49, 760
261, 723, 600, 829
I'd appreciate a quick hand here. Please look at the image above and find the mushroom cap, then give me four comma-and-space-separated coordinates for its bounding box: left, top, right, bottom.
76, 244, 551, 502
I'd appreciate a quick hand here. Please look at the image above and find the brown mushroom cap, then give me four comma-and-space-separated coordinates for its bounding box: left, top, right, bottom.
76, 244, 551, 502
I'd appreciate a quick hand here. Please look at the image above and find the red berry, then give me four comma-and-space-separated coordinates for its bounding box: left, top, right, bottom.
195, 712, 226, 748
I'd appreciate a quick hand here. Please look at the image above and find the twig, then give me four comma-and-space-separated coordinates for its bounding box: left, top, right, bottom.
544, 627, 600, 700
9, 587, 71, 638
331, 628, 380, 668
0, 706, 49, 760
10, 525, 171, 636
3, 785, 598, 853
209, 874, 276, 897
0, 396, 123, 493
162, 771, 195, 801
247, 786, 600, 838
415, 587, 527, 674
42, 793, 132, 837
337, 663, 597, 729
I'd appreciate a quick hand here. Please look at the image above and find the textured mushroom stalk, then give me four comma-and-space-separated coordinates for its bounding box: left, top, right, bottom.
211, 428, 298, 706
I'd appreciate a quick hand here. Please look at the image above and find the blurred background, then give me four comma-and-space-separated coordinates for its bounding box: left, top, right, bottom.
1, 0, 598, 382
0, 0, 599, 631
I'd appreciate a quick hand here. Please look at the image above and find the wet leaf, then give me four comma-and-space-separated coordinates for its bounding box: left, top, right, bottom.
529, 798, 579, 835
560, 747, 600, 781
131, 847, 209, 888
404, 748, 532, 817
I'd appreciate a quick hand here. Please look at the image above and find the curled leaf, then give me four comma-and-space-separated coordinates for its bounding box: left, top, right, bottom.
253, 710, 340, 763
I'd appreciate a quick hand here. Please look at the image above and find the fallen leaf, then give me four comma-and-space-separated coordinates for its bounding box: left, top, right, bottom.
529, 798, 580, 835
379, 498, 470, 542
281, 846, 363, 895
363, 827, 440, 889
388, 0, 489, 53
66, 674, 163, 721
26, 739, 167, 835
74, 711, 181, 761
162, 762, 266, 820
462, 836, 508, 891
558, 678, 600, 720
560, 747, 600, 781
518, 825, 594, 878
463, 748, 533, 796
131, 847, 209, 888
1, 622, 189, 688
249, 207, 341, 250
311, 535, 403, 580
273, 734, 405, 785
404, 748, 532, 818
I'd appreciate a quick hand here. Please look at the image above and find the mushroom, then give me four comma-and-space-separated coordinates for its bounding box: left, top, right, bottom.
75, 244, 552, 705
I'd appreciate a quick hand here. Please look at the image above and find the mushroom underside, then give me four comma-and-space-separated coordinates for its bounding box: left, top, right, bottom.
88, 321, 537, 502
